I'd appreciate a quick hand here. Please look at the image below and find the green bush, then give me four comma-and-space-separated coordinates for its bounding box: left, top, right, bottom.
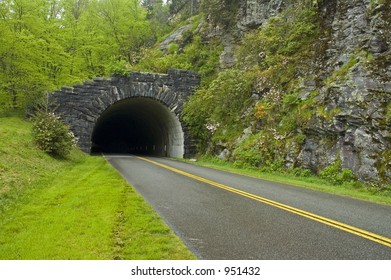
167, 43, 180, 54
32, 111, 78, 158
183, 69, 254, 151
233, 131, 286, 169
320, 160, 341, 184
292, 167, 313, 177
320, 160, 355, 185
107, 58, 130, 76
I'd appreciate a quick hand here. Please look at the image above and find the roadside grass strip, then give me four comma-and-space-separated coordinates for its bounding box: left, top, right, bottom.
190, 157, 391, 206
137, 156, 391, 249
0, 156, 195, 259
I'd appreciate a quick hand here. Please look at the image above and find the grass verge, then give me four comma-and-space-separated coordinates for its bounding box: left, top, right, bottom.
184, 156, 391, 206
0, 115, 195, 259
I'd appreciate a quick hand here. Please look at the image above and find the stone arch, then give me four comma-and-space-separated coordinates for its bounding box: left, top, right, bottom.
91, 97, 185, 157
49, 69, 200, 158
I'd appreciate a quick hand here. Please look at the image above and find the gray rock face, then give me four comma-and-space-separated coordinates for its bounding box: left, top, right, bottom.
159, 24, 193, 53
298, 66, 391, 183
237, 0, 286, 30
230, 0, 391, 183
295, 0, 391, 183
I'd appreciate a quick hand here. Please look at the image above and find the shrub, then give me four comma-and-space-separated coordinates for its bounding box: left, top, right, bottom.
107, 58, 130, 76
320, 160, 356, 185
292, 167, 313, 177
32, 110, 78, 158
183, 69, 254, 151
233, 131, 286, 169
320, 160, 341, 184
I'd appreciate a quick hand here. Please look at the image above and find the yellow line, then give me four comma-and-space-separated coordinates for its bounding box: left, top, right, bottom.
136, 156, 391, 248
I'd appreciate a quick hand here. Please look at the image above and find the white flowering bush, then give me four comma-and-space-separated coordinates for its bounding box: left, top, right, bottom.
32, 111, 78, 158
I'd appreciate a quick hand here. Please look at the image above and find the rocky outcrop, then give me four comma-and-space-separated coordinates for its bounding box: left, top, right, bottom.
159, 24, 193, 53
212, 0, 391, 184
237, 0, 286, 30
296, 0, 391, 183
298, 65, 391, 183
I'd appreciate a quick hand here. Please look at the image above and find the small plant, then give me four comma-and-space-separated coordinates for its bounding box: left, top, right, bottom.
320, 160, 356, 185
32, 110, 78, 158
107, 58, 130, 76
168, 43, 180, 54
254, 101, 269, 120
292, 167, 313, 177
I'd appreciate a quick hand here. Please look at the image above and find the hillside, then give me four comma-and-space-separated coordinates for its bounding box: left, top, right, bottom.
0, 115, 194, 259
134, 0, 391, 187
0, 115, 70, 206
0, 0, 389, 187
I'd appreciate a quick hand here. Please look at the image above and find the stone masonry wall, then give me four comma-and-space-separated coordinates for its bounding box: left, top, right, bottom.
50, 69, 200, 156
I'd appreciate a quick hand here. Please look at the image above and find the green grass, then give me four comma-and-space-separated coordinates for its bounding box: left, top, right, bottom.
184, 156, 391, 206
0, 115, 195, 260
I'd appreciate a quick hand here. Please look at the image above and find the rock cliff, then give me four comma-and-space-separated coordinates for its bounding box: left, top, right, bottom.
204, 0, 391, 184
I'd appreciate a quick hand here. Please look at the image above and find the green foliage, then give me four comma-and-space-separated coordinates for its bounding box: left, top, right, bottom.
377, 149, 391, 185
232, 135, 263, 168
132, 35, 222, 78
143, 0, 172, 38
0, 115, 82, 213
200, 0, 240, 28
386, 103, 391, 126
181, 87, 211, 152
292, 167, 313, 177
183, 69, 254, 151
233, 131, 285, 169
0, 0, 159, 113
326, 55, 359, 84
208, 70, 254, 123
169, 0, 199, 21
320, 160, 356, 185
237, 3, 320, 90
107, 59, 130, 76
168, 42, 180, 54
32, 110, 77, 158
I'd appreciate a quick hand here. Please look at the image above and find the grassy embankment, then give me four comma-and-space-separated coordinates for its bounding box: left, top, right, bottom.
0, 114, 195, 260
186, 156, 391, 206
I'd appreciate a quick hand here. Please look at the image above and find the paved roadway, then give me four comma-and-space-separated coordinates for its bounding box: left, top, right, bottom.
105, 155, 391, 260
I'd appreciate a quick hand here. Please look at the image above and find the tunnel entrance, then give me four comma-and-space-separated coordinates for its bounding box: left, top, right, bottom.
91, 97, 184, 158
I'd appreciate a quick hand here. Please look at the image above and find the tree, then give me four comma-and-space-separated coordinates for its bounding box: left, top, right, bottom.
93, 0, 153, 64
142, 0, 171, 38
0, 0, 52, 110
200, 0, 239, 28
0, 0, 158, 113
169, 0, 199, 19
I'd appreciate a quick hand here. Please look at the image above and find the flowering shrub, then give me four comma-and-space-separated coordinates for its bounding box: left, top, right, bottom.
32, 111, 78, 158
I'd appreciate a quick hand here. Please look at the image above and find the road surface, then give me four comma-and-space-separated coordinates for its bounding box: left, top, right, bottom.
105, 155, 391, 259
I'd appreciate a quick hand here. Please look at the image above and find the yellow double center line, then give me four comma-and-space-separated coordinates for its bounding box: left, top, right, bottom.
136, 156, 391, 248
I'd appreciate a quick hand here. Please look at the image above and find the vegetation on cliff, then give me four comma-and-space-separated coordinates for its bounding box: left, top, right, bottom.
168, 0, 390, 188
1, 0, 390, 189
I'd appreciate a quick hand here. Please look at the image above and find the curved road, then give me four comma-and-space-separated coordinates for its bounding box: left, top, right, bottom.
105, 155, 391, 259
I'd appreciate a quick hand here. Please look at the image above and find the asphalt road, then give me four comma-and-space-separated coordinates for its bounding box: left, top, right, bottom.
105, 155, 391, 260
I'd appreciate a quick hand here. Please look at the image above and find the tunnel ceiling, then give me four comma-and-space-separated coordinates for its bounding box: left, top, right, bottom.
91, 97, 184, 157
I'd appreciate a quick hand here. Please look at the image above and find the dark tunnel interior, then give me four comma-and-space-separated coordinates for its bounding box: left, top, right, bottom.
91, 97, 184, 157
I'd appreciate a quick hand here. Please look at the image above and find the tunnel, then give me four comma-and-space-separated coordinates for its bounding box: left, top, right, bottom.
91, 97, 185, 158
